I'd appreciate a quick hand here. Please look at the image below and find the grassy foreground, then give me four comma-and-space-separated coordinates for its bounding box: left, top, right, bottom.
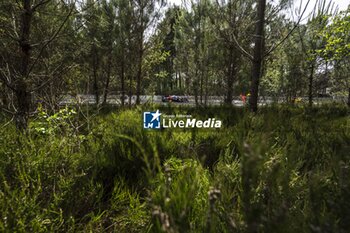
0, 105, 349, 232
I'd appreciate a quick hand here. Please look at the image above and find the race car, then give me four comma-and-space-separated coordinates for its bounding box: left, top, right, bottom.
162, 95, 189, 103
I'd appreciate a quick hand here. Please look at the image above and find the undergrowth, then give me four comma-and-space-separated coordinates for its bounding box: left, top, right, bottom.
0, 104, 349, 232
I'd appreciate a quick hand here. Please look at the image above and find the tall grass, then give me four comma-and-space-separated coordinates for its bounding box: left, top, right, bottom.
0, 105, 349, 232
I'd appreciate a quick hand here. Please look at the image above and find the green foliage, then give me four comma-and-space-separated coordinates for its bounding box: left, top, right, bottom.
0, 106, 349, 232
317, 8, 350, 61
150, 158, 210, 232
29, 105, 78, 136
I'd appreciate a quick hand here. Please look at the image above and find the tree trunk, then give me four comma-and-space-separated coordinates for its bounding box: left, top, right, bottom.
103, 77, 110, 106
120, 56, 125, 107
15, 0, 33, 130
129, 74, 132, 107
103, 51, 112, 106
92, 45, 99, 106
225, 47, 235, 104
225, 64, 234, 104
200, 70, 203, 104
178, 66, 182, 89
194, 70, 199, 106
205, 69, 208, 106
136, 43, 143, 105
347, 87, 350, 107
249, 0, 266, 113
136, 11, 144, 105
308, 64, 314, 107
15, 81, 31, 131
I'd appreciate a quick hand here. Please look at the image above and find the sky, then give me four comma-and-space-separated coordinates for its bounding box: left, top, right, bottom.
291, 0, 349, 20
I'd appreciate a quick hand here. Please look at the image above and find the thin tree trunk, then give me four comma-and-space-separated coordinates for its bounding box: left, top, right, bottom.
175, 70, 178, 89
347, 87, 350, 107
136, 43, 143, 105
225, 47, 235, 104
194, 70, 199, 106
120, 55, 125, 107
129, 73, 132, 107
92, 45, 99, 106
205, 70, 208, 106
200, 70, 203, 104
249, 0, 266, 113
136, 9, 144, 105
279, 65, 284, 103
178, 66, 182, 89
103, 77, 110, 105
226, 64, 234, 104
308, 64, 314, 107
16, 0, 33, 130
103, 51, 112, 106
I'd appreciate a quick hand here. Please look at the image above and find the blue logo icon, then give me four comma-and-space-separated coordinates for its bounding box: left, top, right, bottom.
143, 110, 161, 129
